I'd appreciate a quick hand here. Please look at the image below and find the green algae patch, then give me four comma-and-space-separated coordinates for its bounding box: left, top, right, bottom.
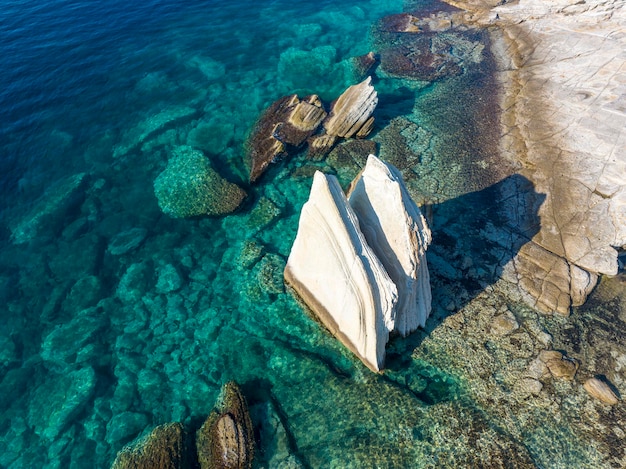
153, 146, 246, 218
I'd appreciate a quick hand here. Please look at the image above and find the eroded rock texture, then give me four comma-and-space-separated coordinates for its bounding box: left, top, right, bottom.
323, 77, 378, 138
373, 10, 486, 82
348, 155, 432, 335
196, 381, 255, 469
447, 0, 626, 314
111, 423, 189, 469
247, 94, 326, 182
284, 171, 398, 372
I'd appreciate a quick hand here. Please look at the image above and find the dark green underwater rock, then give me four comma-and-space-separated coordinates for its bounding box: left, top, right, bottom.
40, 309, 108, 368
154, 146, 246, 218
255, 253, 285, 296
196, 381, 255, 469
28, 366, 97, 441
10, 172, 88, 244
110, 422, 190, 469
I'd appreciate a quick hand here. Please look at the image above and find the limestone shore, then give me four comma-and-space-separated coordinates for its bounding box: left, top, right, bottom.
442, 0, 626, 314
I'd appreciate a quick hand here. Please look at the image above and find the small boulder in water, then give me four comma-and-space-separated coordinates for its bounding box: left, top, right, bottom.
196, 381, 255, 469
110, 423, 189, 469
247, 94, 326, 182
154, 146, 246, 218
538, 350, 579, 380
323, 77, 378, 138
583, 377, 619, 405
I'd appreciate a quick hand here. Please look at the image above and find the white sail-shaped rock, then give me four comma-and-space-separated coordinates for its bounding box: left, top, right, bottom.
284, 171, 398, 372
348, 155, 432, 336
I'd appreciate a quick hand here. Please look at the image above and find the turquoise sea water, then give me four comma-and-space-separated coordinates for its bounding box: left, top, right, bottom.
0, 0, 586, 467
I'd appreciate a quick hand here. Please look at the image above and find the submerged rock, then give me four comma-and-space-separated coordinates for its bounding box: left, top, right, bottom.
247, 94, 326, 182
108, 227, 148, 256
351, 52, 379, 81
348, 155, 432, 335
196, 381, 255, 469
326, 139, 377, 181
379, 13, 422, 33
284, 171, 398, 372
28, 366, 97, 441
306, 133, 337, 161
10, 172, 88, 244
113, 106, 198, 159
374, 12, 485, 82
538, 350, 578, 380
111, 423, 189, 469
323, 77, 378, 138
154, 146, 246, 218
40, 310, 107, 367
512, 242, 598, 316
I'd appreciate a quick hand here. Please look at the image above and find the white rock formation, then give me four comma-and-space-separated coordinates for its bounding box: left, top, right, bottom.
348, 155, 432, 335
445, 0, 626, 314
284, 171, 398, 372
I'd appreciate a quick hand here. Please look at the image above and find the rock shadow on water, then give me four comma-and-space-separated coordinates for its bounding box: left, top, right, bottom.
384, 173, 546, 396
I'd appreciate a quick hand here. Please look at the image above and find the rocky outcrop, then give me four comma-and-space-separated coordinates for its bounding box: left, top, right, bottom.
323, 77, 378, 138
306, 134, 338, 161
109, 382, 254, 469
284, 171, 397, 372
247, 79, 381, 179
111, 423, 189, 469
348, 155, 432, 335
153, 146, 246, 218
247, 94, 326, 182
444, 0, 626, 313
196, 381, 255, 469
285, 156, 432, 370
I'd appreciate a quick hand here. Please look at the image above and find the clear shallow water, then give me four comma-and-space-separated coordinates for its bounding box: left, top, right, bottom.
0, 0, 590, 467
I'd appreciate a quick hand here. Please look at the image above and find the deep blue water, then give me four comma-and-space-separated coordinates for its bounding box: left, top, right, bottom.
0, 0, 581, 467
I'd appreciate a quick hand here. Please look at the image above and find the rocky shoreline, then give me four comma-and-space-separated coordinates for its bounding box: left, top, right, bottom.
441, 0, 626, 315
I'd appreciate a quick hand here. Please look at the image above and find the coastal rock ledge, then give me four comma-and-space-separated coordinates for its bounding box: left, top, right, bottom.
284, 155, 431, 371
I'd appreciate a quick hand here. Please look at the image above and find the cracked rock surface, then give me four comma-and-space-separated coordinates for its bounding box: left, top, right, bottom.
445, 0, 626, 314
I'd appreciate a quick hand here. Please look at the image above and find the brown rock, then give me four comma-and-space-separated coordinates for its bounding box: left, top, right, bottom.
196, 381, 254, 469
247, 94, 326, 182
379, 42, 462, 82
307, 134, 337, 161
323, 77, 378, 138
111, 423, 189, 469
513, 243, 571, 316
584, 378, 619, 405
539, 350, 579, 380
516, 377, 543, 396
379, 13, 422, 33
490, 310, 519, 336
351, 52, 379, 81
284, 96, 327, 136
